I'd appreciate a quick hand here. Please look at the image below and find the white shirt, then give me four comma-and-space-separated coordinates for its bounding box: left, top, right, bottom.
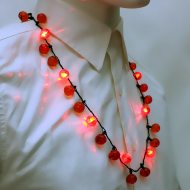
0, 0, 179, 189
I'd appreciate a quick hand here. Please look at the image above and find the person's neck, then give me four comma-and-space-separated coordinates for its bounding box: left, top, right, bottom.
62, 0, 120, 29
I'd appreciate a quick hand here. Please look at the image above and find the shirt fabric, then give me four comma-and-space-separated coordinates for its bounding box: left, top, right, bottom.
0, 0, 179, 189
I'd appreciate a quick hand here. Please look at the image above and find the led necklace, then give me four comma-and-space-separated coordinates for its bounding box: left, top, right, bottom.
18, 11, 161, 185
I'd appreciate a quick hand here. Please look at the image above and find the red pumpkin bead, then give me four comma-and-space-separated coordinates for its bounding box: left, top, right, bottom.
150, 138, 160, 148
140, 83, 148, 92
40, 29, 51, 39
64, 85, 75, 97
59, 69, 70, 79
129, 62, 136, 70
47, 56, 58, 69
126, 174, 137, 184
39, 44, 49, 55
151, 123, 160, 133
37, 13, 47, 23
95, 134, 107, 145
140, 167, 151, 177
144, 95, 152, 104
73, 102, 85, 113
108, 149, 120, 160
18, 11, 29, 22
133, 72, 142, 80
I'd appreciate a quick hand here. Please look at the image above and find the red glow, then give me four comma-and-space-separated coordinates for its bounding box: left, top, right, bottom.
133, 72, 142, 80
86, 116, 97, 127
59, 69, 70, 79
121, 153, 132, 164
40, 29, 51, 39
13, 95, 21, 103
141, 105, 150, 117
146, 147, 155, 158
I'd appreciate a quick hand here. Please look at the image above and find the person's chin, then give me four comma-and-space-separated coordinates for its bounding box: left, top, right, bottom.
101, 0, 150, 8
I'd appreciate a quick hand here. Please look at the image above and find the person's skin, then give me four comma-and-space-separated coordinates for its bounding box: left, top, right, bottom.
63, 0, 150, 28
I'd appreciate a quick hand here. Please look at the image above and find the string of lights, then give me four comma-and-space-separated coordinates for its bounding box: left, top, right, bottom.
18, 11, 161, 185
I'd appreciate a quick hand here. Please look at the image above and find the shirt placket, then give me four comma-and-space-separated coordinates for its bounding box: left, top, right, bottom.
107, 31, 131, 155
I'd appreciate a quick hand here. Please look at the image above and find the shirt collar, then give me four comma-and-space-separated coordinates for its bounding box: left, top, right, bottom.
35, 0, 124, 71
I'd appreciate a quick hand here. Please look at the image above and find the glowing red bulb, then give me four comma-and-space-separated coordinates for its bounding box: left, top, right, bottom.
121, 153, 132, 164
142, 105, 151, 116
40, 29, 51, 39
126, 174, 137, 184
86, 116, 97, 127
59, 69, 70, 79
146, 147, 155, 158
133, 72, 142, 80
108, 149, 120, 161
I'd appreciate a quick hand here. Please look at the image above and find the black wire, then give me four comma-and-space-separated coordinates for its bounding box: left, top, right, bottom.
27, 13, 156, 175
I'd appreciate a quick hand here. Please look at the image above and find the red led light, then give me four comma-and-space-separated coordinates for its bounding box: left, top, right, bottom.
47, 56, 58, 69
108, 149, 120, 161
64, 85, 75, 97
151, 123, 160, 133
150, 138, 160, 148
142, 105, 151, 116
140, 167, 151, 177
140, 83, 148, 92
129, 62, 136, 70
40, 29, 51, 39
133, 72, 142, 80
146, 147, 155, 158
121, 153, 132, 164
126, 174, 137, 184
144, 95, 153, 104
73, 102, 85, 114
39, 44, 49, 55
18, 11, 29, 22
59, 69, 70, 79
95, 134, 107, 145
37, 13, 47, 23
86, 116, 97, 127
